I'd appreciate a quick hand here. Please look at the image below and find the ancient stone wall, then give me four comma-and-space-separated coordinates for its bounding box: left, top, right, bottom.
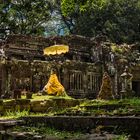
0, 35, 103, 98
5, 35, 93, 62
3, 60, 102, 98
2, 34, 140, 98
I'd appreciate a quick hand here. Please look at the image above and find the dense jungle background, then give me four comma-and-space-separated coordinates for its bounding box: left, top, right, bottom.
0, 0, 140, 44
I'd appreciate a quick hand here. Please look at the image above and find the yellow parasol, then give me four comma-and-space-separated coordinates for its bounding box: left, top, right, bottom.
43, 44, 69, 55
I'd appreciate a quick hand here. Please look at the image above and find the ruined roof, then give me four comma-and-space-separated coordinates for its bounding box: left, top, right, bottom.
4, 34, 94, 62
6, 34, 91, 47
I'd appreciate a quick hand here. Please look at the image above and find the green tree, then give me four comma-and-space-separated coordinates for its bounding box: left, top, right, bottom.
0, 0, 55, 36
61, 0, 140, 43
0, 0, 69, 38
0, 1, 10, 39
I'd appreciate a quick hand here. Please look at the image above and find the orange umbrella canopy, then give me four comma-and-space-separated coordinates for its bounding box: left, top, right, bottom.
43, 44, 69, 55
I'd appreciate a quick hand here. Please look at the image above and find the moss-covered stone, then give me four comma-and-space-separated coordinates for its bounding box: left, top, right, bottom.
15, 99, 31, 111
0, 100, 3, 114
3, 100, 16, 112
30, 98, 80, 112
97, 72, 113, 100
30, 100, 53, 112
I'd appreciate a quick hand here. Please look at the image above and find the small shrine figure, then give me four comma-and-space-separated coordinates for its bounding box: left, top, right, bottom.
43, 68, 67, 96
109, 51, 115, 63
0, 47, 5, 58
97, 72, 113, 100
120, 66, 133, 97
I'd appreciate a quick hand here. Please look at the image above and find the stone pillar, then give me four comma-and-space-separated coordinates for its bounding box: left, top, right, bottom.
1, 64, 7, 96
114, 72, 119, 97
120, 67, 133, 98
7, 69, 11, 94
62, 68, 69, 90
83, 71, 88, 96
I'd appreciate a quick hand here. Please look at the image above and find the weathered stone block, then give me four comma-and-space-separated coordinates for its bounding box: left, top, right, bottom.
16, 99, 30, 105
52, 98, 80, 108
15, 99, 30, 111
30, 98, 80, 112
0, 100, 3, 114
3, 100, 16, 112
30, 100, 51, 112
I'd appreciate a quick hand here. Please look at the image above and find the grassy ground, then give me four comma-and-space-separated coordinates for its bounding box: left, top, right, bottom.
2, 94, 73, 102
54, 97, 140, 116
0, 97, 137, 140
80, 97, 140, 106
29, 94, 72, 100
1, 97, 140, 119
2, 93, 140, 105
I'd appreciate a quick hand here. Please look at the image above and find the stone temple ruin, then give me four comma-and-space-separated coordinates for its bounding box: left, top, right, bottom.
0, 35, 140, 98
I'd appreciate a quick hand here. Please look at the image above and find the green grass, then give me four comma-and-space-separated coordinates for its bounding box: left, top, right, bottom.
2, 94, 73, 102
113, 134, 129, 140
2, 94, 140, 106
2, 99, 15, 103
22, 94, 73, 101
123, 97, 140, 106
1, 97, 140, 119
80, 97, 140, 106
0, 110, 51, 120
53, 97, 140, 116
0, 109, 29, 120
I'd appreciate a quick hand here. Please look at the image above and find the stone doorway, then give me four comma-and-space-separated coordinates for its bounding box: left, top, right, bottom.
132, 81, 140, 97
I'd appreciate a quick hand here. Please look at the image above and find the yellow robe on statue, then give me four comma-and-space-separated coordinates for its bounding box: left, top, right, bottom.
44, 74, 65, 96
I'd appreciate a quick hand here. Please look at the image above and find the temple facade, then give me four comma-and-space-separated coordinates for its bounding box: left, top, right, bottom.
0, 35, 140, 98
0, 35, 103, 98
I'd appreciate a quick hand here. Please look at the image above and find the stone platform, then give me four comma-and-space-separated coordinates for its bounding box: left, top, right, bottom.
0, 98, 80, 114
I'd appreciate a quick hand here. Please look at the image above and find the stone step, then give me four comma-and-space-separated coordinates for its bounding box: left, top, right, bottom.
0, 120, 24, 131
22, 116, 140, 138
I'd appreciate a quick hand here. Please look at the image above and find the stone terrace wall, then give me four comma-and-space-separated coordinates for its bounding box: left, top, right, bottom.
0, 98, 80, 115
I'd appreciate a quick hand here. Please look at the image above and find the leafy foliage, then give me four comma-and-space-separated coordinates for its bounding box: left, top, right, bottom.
61, 0, 140, 43
1, 0, 140, 43
0, 0, 54, 36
